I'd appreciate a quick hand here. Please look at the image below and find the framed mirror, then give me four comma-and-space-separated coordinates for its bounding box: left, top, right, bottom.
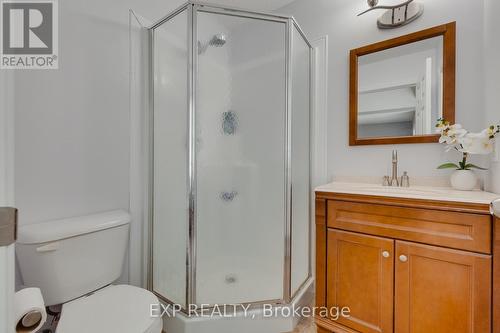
349, 22, 456, 145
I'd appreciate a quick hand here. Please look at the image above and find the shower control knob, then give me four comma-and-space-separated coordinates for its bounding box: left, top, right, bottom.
220, 191, 238, 202
225, 274, 237, 284
399, 254, 408, 262
382, 251, 390, 258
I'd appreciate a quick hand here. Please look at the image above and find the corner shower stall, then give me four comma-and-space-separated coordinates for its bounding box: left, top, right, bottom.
149, 2, 312, 312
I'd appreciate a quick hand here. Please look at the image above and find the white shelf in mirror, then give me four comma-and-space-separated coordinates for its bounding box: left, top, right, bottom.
358, 82, 417, 95
358, 83, 418, 126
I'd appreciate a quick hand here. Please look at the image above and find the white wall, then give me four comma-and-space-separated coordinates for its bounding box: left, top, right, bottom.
13, 0, 131, 286
14, 5, 130, 226
484, 0, 500, 193
0, 73, 15, 206
279, 0, 487, 183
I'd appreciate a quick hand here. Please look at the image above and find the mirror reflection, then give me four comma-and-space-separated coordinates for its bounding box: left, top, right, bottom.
357, 36, 444, 138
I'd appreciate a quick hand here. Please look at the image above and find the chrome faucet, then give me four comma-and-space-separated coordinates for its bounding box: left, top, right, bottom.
390, 150, 399, 187
382, 150, 410, 187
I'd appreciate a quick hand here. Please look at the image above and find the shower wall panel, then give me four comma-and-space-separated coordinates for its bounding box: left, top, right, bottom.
290, 26, 311, 296
152, 9, 189, 307
195, 11, 287, 305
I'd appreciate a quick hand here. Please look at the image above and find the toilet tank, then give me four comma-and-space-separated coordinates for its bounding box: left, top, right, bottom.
16, 210, 130, 306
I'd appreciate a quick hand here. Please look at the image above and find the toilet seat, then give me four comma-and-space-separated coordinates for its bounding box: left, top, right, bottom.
56, 285, 162, 333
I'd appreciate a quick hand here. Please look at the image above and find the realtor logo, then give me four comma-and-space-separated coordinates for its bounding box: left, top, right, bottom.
1, 0, 58, 69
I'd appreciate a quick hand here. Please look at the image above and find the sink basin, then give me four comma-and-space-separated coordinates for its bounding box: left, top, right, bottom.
355, 185, 444, 196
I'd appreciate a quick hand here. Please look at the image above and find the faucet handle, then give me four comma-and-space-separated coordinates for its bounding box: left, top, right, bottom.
400, 171, 410, 187
382, 176, 390, 186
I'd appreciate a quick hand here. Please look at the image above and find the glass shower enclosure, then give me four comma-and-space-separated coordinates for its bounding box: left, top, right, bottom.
149, 2, 312, 311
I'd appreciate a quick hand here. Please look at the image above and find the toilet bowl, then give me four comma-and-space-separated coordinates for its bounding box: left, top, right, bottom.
56, 285, 162, 333
15, 210, 162, 333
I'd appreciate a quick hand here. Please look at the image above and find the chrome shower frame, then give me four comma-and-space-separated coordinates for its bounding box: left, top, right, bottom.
147, 1, 314, 313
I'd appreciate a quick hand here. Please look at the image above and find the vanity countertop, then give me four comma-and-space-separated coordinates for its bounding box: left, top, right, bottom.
316, 181, 500, 205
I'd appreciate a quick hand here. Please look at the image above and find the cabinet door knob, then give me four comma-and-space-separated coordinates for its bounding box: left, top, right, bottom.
399, 254, 408, 262
382, 251, 390, 258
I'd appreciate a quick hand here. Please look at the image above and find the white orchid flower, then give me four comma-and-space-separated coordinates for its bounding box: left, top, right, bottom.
436, 119, 499, 171
449, 124, 467, 136
437, 123, 467, 146
459, 131, 495, 155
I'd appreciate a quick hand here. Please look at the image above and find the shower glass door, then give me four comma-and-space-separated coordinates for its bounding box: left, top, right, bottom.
195, 11, 287, 305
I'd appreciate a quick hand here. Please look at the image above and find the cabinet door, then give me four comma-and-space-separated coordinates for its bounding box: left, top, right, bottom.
327, 230, 394, 333
395, 241, 491, 333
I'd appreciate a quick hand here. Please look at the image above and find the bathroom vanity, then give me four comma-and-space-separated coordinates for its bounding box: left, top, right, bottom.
315, 182, 500, 333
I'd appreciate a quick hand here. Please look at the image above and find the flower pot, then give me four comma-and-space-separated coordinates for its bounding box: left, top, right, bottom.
450, 170, 477, 191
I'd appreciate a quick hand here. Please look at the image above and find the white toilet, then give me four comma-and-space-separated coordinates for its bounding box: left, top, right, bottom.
15, 210, 163, 333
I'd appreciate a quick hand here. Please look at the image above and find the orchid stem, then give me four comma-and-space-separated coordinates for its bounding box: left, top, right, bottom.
461, 152, 468, 169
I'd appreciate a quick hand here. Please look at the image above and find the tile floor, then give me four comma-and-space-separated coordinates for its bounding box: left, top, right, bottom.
289, 316, 316, 333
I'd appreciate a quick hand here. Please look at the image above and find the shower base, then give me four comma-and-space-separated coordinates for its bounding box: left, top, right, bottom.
162, 278, 314, 333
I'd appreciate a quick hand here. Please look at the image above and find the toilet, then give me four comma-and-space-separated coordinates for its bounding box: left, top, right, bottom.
15, 210, 162, 333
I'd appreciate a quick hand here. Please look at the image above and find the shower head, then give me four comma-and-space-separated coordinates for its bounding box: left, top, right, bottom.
198, 33, 227, 54
209, 34, 227, 47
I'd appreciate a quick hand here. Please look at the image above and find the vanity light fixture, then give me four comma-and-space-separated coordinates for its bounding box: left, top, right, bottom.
358, 0, 424, 29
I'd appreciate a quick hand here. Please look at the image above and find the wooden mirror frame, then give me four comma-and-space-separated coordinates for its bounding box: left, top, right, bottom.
349, 22, 456, 146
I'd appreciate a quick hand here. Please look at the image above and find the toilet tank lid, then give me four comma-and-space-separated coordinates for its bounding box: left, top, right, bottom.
17, 210, 131, 244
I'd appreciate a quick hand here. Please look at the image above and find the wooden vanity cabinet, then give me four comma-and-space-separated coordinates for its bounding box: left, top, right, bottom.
395, 241, 491, 333
315, 192, 494, 333
327, 230, 394, 333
